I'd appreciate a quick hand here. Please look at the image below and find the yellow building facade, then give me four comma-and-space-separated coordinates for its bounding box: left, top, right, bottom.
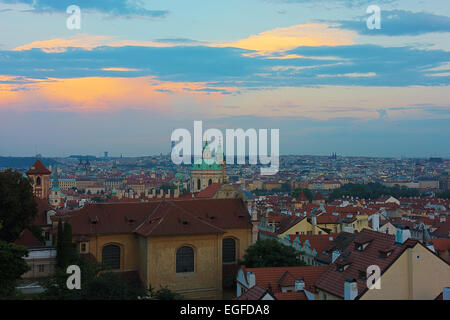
64, 199, 252, 299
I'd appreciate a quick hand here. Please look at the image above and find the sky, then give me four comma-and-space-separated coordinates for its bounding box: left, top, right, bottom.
0, 0, 449, 158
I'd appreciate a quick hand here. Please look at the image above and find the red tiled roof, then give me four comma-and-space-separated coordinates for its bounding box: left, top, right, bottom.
240, 265, 328, 294
274, 291, 307, 300
288, 234, 337, 254
235, 285, 271, 300
317, 215, 340, 224
315, 229, 419, 299
431, 238, 450, 252
26, 159, 51, 175
32, 198, 52, 227
65, 199, 252, 237
276, 216, 305, 235
14, 228, 43, 247
196, 183, 223, 198
296, 191, 308, 202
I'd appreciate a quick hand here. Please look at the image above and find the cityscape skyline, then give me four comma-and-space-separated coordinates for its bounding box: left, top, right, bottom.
0, 0, 449, 158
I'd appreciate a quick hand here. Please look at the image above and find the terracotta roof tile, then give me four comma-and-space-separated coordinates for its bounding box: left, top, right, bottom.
14, 228, 43, 247
65, 199, 252, 237
240, 265, 328, 294
315, 229, 419, 299
26, 159, 51, 175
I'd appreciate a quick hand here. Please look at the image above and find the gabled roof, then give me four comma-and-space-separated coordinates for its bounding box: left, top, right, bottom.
297, 191, 308, 202
313, 191, 325, 201
288, 234, 337, 254
276, 216, 305, 235
26, 159, 51, 175
14, 229, 43, 247
240, 265, 328, 294
315, 229, 419, 299
196, 183, 223, 198
134, 201, 226, 237
235, 285, 274, 300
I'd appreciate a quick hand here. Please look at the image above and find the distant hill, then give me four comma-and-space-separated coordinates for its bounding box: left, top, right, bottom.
0, 157, 58, 171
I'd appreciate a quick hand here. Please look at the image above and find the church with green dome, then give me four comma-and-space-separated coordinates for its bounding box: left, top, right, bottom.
190, 139, 226, 192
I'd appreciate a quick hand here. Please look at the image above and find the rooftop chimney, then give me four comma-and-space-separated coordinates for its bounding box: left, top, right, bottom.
443, 287, 450, 301
247, 271, 256, 288
332, 250, 340, 263
372, 213, 380, 231
311, 214, 317, 226
295, 279, 305, 292
174, 189, 180, 198
344, 278, 358, 300
395, 227, 411, 244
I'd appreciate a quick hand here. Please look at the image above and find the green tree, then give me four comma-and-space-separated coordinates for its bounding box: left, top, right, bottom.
239, 239, 306, 268
327, 182, 422, 201
56, 221, 75, 270
281, 183, 291, 193
39, 256, 146, 300
148, 285, 182, 300
0, 241, 30, 298
160, 183, 177, 193
56, 219, 64, 269
0, 169, 37, 242
82, 272, 147, 300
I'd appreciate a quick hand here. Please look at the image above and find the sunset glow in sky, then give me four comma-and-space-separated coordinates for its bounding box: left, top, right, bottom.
0, 0, 449, 157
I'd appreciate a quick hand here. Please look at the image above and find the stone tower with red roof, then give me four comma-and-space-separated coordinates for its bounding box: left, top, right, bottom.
26, 159, 51, 199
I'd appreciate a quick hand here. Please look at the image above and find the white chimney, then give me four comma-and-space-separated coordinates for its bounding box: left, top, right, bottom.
395, 227, 411, 244
174, 189, 180, 198
295, 279, 305, 292
443, 287, 450, 300
372, 213, 380, 231
165, 189, 171, 198
344, 278, 358, 300
247, 271, 256, 288
332, 250, 340, 263
311, 214, 317, 226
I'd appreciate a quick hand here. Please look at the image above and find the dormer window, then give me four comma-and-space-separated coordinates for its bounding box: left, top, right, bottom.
355, 242, 370, 251
337, 262, 351, 272
358, 269, 366, 280
378, 248, 393, 259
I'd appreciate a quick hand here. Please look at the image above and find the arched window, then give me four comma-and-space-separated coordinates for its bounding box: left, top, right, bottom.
197, 179, 201, 190
222, 238, 236, 263
102, 244, 121, 269
36, 176, 41, 186
208, 179, 212, 186
176, 246, 194, 273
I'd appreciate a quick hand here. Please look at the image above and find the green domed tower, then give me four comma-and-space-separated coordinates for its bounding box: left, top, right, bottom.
190, 139, 226, 192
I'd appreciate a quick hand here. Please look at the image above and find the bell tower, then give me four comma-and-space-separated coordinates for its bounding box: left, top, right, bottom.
26, 159, 51, 199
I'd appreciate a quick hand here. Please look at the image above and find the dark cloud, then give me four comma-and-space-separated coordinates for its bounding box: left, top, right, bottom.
336, 10, 450, 36
0, 0, 169, 18
265, 0, 395, 8
1, 43, 449, 87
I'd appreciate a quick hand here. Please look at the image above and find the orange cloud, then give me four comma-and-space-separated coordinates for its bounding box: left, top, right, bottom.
12, 34, 196, 53
214, 23, 356, 56
0, 76, 236, 114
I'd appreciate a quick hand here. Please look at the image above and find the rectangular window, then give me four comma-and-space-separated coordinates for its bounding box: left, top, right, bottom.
38, 265, 45, 273
81, 243, 87, 252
